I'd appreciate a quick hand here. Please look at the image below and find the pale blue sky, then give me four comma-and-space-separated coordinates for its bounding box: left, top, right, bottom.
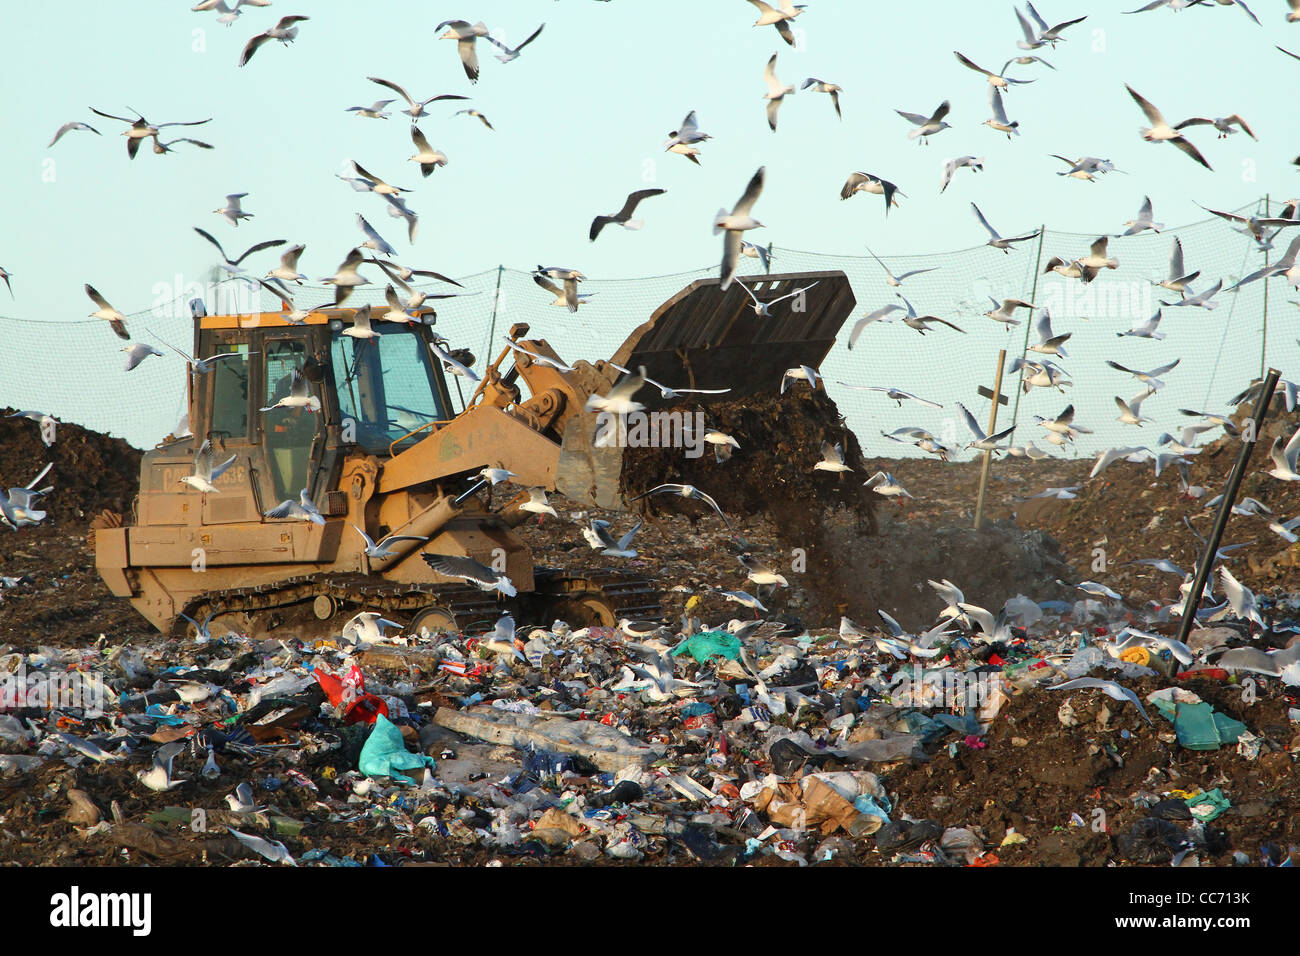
1, 0, 1296, 451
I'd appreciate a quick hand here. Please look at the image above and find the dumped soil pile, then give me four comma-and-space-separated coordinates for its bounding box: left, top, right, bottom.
620, 387, 878, 527
0, 410, 151, 645
0, 407, 142, 519
1025, 407, 1300, 608
887, 676, 1298, 866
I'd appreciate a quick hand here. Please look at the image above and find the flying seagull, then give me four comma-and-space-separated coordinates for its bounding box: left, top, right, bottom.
351, 524, 428, 560
180, 439, 237, 495
48, 121, 101, 148
1125, 85, 1213, 170
940, 156, 984, 193
239, 15, 309, 67
841, 172, 903, 216
264, 488, 325, 525
716, 166, 766, 290
846, 304, 904, 348
84, 284, 129, 340
983, 86, 1020, 138
1176, 113, 1256, 140
801, 78, 842, 118
1121, 196, 1164, 235
865, 247, 936, 287
762, 53, 795, 131
1050, 677, 1151, 724
956, 402, 1016, 451
632, 484, 732, 530
747, 0, 805, 45
895, 100, 952, 143
971, 203, 1040, 252
896, 294, 965, 334
366, 77, 468, 119
193, 227, 285, 275
590, 188, 667, 241
89, 107, 212, 159
836, 383, 943, 408
953, 51, 1035, 88
435, 20, 490, 84
484, 22, 545, 62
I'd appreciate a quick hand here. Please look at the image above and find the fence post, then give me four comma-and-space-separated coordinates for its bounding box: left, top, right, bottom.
485, 264, 504, 359
1261, 194, 1270, 381
1009, 224, 1046, 433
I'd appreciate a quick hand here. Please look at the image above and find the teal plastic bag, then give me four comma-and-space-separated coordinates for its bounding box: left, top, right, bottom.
1153, 700, 1248, 751
670, 631, 742, 663
358, 714, 436, 784
1185, 788, 1231, 822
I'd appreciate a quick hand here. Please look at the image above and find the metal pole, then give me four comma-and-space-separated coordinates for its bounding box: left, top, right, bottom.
1009, 224, 1047, 432
973, 348, 1007, 530
484, 264, 504, 364
1175, 367, 1281, 645
1261, 194, 1270, 380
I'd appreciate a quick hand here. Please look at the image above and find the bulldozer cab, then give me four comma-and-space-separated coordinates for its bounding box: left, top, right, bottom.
165, 311, 456, 521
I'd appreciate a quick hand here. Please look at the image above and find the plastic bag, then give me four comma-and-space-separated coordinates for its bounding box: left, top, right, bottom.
358, 714, 436, 784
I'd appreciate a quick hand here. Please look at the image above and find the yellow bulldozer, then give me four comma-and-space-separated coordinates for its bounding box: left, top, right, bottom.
94, 270, 856, 639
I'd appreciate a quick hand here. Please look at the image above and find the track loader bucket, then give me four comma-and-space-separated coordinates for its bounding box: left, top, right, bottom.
555, 269, 858, 509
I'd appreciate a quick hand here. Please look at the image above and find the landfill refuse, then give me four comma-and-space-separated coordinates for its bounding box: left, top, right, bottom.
1, 409, 1299, 867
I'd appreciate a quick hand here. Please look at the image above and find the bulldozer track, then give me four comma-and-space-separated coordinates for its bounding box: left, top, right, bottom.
181, 566, 663, 635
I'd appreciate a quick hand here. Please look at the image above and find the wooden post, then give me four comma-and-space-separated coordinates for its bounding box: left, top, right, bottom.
973, 349, 1007, 530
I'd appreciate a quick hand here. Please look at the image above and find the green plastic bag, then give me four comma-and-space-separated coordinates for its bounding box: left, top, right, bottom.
1185, 788, 1231, 822
1152, 699, 1248, 752
669, 631, 742, 663
358, 714, 436, 784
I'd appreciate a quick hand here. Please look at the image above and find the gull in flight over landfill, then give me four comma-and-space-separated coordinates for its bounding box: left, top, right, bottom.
1106, 357, 1180, 392
1027, 308, 1071, 356
953, 51, 1035, 89
1019, 3, 1087, 47
841, 172, 903, 217
716, 166, 766, 290
260, 370, 321, 413
48, 121, 100, 148
214, 192, 253, 227
590, 188, 667, 242
239, 15, 309, 67
737, 279, 818, 316
632, 484, 733, 530
865, 247, 936, 287
956, 402, 1016, 452
436, 20, 490, 84
940, 156, 984, 194
89, 106, 212, 159
1267, 427, 1300, 481
1050, 678, 1151, 724
193, 227, 285, 275
896, 294, 966, 334
846, 304, 903, 348
1121, 196, 1164, 235
971, 203, 1039, 252
366, 76, 468, 119
983, 297, 1035, 326
814, 441, 852, 473
762, 53, 795, 131
352, 524, 429, 560
747, 0, 806, 46
895, 100, 952, 143
608, 362, 730, 400
264, 488, 325, 525
837, 383, 943, 408
1153, 236, 1200, 297
1117, 309, 1165, 340
801, 78, 842, 118
863, 471, 913, 501
484, 22, 545, 62
983, 86, 1020, 138
587, 366, 647, 416
84, 284, 130, 340
665, 110, 710, 164
1125, 85, 1213, 170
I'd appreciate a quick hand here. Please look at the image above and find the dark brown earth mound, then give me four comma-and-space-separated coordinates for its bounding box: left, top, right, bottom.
0, 406, 142, 520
